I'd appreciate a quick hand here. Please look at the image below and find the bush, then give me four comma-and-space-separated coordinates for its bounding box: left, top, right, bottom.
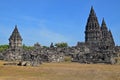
64, 56, 71, 62
55, 42, 68, 48
114, 57, 120, 64
0, 45, 9, 52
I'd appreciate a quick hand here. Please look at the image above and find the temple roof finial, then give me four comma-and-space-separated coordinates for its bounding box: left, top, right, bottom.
9, 25, 22, 40
102, 18, 106, 25
101, 18, 108, 30
89, 6, 96, 16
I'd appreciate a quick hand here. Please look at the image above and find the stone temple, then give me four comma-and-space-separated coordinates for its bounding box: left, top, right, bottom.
0, 6, 119, 66
72, 6, 117, 64
9, 25, 23, 50
85, 6, 115, 49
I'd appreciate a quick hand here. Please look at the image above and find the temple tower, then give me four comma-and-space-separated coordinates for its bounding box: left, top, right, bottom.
85, 6, 102, 44
9, 25, 22, 49
101, 19, 111, 48
101, 18, 108, 38
100, 18, 115, 49
109, 30, 115, 47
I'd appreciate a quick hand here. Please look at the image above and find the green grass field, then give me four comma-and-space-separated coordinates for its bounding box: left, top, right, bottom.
0, 60, 120, 80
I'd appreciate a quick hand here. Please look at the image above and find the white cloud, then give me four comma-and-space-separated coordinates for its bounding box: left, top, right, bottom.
22, 27, 73, 46
19, 16, 77, 46
0, 16, 77, 46
39, 28, 70, 43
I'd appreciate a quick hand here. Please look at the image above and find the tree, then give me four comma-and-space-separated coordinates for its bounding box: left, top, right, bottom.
22, 44, 34, 51
0, 45, 9, 52
55, 42, 68, 47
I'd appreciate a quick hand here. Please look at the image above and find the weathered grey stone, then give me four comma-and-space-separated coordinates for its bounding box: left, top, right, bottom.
0, 53, 4, 60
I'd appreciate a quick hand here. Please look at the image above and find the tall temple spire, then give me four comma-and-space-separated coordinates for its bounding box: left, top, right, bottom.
109, 30, 115, 46
101, 18, 109, 38
9, 25, 22, 49
100, 18, 112, 48
85, 6, 101, 44
101, 18, 108, 30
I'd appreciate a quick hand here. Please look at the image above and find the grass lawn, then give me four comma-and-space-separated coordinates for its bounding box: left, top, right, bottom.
0, 60, 120, 80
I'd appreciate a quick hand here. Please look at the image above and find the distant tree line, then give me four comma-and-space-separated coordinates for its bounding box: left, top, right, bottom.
0, 42, 68, 52
22, 44, 34, 51
0, 44, 35, 52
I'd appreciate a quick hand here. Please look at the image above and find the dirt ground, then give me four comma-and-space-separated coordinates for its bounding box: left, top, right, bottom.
0, 61, 120, 80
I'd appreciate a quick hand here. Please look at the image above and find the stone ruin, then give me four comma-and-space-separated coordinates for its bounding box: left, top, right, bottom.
71, 42, 117, 64
0, 28, 65, 66
1, 42, 65, 66
71, 7, 118, 64
0, 6, 120, 66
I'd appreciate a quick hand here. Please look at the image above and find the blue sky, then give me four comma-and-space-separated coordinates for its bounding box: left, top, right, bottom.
0, 0, 120, 46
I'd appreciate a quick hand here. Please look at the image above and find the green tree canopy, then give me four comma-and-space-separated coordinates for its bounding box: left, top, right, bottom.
22, 44, 34, 51
0, 45, 9, 52
55, 42, 68, 48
